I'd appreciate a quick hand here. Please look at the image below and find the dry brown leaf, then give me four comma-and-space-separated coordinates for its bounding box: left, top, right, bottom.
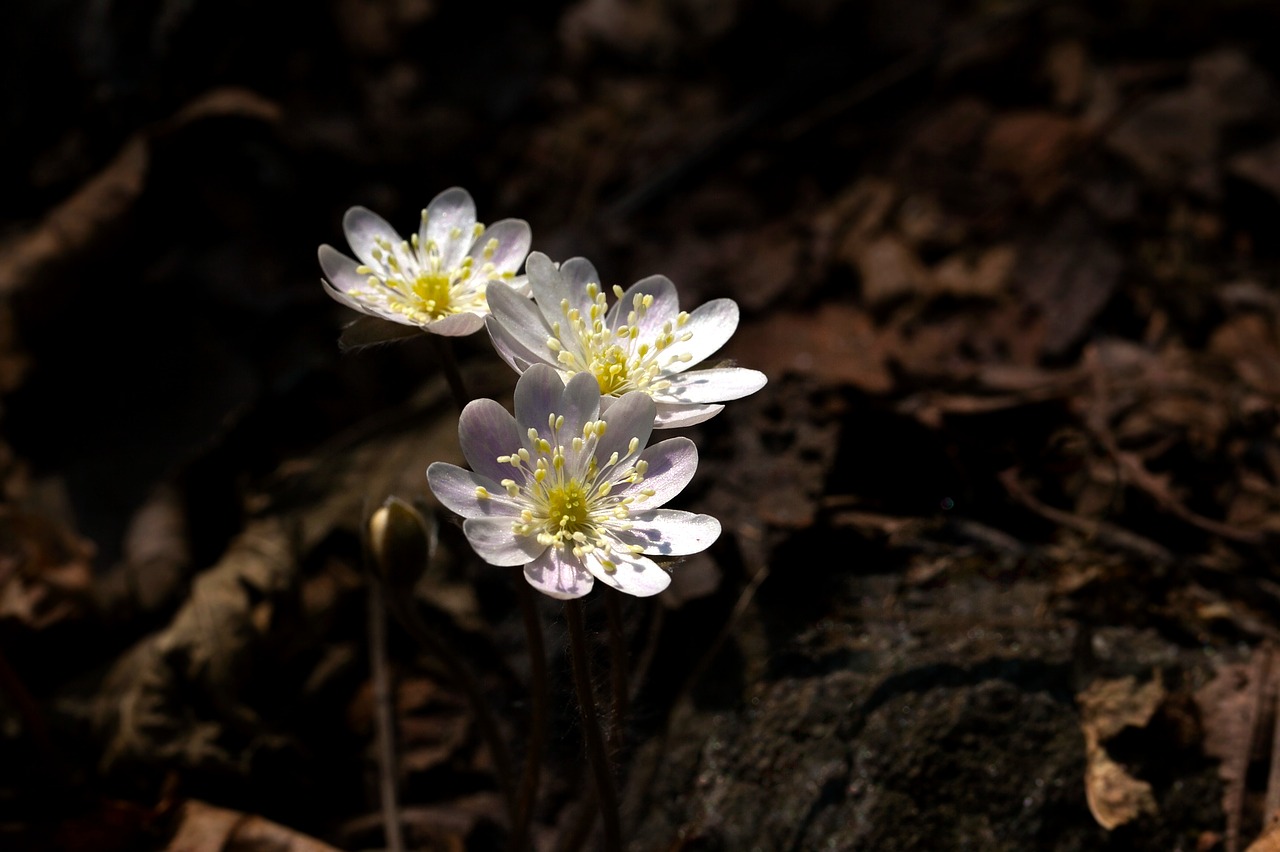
0, 505, 94, 630
1197, 651, 1272, 852
733, 304, 893, 394
1248, 815, 1280, 852
1078, 674, 1165, 830
166, 799, 340, 852
982, 110, 1084, 204
855, 234, 932, 305
931, 244, 1016, 299
1014, 207, 1121, 356
1231, 136, 1280, 201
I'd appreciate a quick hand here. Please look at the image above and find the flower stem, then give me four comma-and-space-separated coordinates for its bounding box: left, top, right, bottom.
512, 582, 550, 852
367, 581, 405, 852
563, 599, 622, 852
429, 335, 470, 410
384, 593, 519, 830
602, 590, 629, 751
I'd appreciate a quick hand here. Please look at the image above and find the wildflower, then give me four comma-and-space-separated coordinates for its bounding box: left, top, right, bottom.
427, 365, 720, 599
318, 187, 532, 336
485, 252, 767, 428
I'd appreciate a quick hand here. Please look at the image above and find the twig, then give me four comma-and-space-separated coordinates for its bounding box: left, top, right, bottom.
563, 599, 621, 852
512, 582, 550, 852
997, 468, 1174, 564
367, 581, 405, 852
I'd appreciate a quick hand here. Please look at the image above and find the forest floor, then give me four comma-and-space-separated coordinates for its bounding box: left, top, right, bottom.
3, 0, 1280, 849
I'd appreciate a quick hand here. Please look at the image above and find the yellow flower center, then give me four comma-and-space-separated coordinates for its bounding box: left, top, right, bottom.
409, 271, 452, 319
548, 282, 694, 397
546, 481, 591, 532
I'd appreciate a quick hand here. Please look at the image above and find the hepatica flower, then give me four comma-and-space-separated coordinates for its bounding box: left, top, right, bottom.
318, 187, 531, 336
485, 252, 767, 428
427, 365, 721, 599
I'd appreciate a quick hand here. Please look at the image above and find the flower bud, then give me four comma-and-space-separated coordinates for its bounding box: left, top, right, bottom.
367, 497, 433, 592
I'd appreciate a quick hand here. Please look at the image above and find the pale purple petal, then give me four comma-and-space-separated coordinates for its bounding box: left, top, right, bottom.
618, 510, 721, 556
524, 548, 594, 599
514, 365, 566, 434
321, 278, 376, 316
653, 403, 725, 429
663, 298, 739, 372
343, 206, 401, 269
558, 257, 602, 316
426, 462, 520, 519
506, 273, 531, 296
470, 219, 531, 276
583, 549, 670, 597
525, 253, 566, 321
558, 372, 603, 449
487, 281, 558, 361
652, 367, 768, 404
459, 399, 522, 482
422, 187, 477, 265
486, 315, 548, 373
318, 245, 365, 294
608, 275, 679, 338
463, 517, 546, 567
597, 391, 655, 464
425, 312, 486, 337
613, 438, 697, 507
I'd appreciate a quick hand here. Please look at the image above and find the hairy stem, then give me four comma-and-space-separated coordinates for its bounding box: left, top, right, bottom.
385, 594, 518, 829
602, 590, 629, 751
512, 582, 550, 852
563, 599, 621, 852
368, 582, 405, 852
429, 335, 470, 410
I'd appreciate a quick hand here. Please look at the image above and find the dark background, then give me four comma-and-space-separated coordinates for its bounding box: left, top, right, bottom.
3, 0, 1280, 849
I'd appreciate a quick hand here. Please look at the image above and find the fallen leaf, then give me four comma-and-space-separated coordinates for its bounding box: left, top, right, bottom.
1078, 674, 1165, 830
166, 799, 340, 852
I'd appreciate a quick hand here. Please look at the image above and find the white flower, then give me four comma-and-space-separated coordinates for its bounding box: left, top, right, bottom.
426, 365, 721, 599
484, 252, 767, 428
318, 187, 532, 336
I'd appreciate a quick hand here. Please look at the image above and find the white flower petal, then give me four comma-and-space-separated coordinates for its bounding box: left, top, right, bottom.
485, 315, 546, 373
459, 399, 522, 482
514, 365, 567, 434
506, 273, 531, 296
470, 219, 531, 276
343, 206, 402, 269
427, 463, 520, 518
487, 282, 556, 362
425, 312, 486, 337
525, 252, 566, 319
557, 372, 603, 449
584, 549, 670, 597
321, 278, 374, 316
663, 298, 739, 372
608, 275, 679, 338
560, 257, 602, 305
619, 510, 721, 556
652, 367, 768, 404
318, 245, 365, 293
524, 548, 594, 599
653, 403, 725, 429
597, 391, 656, 464
422, 187, 477, 266
463, 517, 546, 567
614, 438, 697, 507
